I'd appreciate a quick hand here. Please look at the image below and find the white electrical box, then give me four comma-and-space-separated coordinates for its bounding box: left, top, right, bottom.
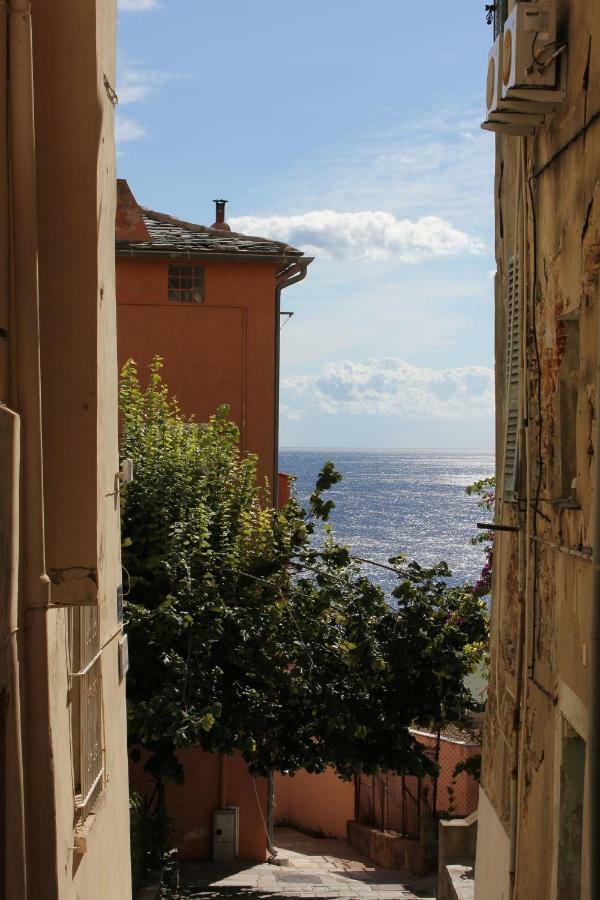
118, 634, 129, 681
213, 807, 239, 863
120, 457, 134, 485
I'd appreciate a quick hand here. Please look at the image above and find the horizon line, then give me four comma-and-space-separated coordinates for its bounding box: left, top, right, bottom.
279, 446, 495, 452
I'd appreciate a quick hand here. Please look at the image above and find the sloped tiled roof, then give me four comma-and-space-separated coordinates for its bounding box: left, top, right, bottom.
116, 208, 303, 260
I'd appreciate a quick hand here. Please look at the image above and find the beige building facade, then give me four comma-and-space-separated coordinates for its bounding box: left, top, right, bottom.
475, 2, 600, 899
0, 1, 131, 897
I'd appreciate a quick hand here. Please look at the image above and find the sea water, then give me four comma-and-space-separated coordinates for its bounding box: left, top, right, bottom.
279, 448, 495, 596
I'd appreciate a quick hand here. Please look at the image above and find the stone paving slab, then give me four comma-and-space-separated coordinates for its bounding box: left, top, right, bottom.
176, 827, 435, 900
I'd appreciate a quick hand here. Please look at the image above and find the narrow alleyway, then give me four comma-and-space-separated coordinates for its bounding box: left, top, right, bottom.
176, 827, 436, 899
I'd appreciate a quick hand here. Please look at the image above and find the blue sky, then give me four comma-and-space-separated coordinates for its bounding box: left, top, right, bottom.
117, 0, 496, 449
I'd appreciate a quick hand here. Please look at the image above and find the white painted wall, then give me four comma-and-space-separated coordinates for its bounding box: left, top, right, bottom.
474, 787, 510, 900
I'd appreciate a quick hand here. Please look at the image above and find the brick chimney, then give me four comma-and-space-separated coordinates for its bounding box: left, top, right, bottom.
116, 180, 150, 243
212, 199, 231, 232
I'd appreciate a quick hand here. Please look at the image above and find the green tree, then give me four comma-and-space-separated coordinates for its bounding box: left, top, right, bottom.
121, 359, 488, 786
465, 476, 496, 596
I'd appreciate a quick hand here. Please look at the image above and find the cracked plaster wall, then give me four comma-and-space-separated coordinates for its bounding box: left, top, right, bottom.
476, 2, 600, 898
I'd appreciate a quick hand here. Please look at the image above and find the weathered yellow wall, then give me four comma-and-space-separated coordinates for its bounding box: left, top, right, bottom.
0, 0, 132, 896
477, 2, 600, 898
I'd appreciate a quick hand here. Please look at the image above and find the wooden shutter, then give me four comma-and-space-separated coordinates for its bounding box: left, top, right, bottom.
504, 256, 520, 499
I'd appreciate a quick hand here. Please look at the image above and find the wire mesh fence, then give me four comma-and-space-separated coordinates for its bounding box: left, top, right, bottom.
355, 728, 480, 839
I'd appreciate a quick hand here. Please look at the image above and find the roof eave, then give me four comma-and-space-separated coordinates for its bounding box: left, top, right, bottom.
115, 245, 304, 264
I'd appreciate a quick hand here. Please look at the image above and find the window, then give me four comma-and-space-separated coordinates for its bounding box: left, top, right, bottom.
558, 317, 580, 501
69, 606, 104, 825
503, 256, 521, 500
168, 264, 204, 303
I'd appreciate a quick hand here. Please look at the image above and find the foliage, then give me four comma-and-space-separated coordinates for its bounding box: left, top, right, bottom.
129, 791, 173, 895
121, 359, 489, 786
466, 476, 496, 597
129, 794, 146, 896
453, 754, 482, 783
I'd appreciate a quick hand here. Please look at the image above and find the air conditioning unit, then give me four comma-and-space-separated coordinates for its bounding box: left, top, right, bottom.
481, 2, 565, 136
213, 807, 239, 863
482, 35, 545, 136
501, 1, 565, 101
486, 35, 551, 119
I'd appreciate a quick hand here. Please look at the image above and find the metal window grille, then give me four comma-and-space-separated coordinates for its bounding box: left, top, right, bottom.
70, 606, 104, 823
168, 264, 204, 303
504, 256, 521, 500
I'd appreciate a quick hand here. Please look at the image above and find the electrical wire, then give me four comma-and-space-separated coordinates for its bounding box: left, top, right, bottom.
529, 35, 567, 74
527, 173, 544, 672
251, 775, 277, 859
525, 167, 558, 706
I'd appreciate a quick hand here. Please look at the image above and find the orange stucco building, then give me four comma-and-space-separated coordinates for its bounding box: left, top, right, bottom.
116, 180, 311, 497
116, 182, 310, 862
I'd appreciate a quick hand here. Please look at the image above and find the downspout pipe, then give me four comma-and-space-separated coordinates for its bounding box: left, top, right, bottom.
508, 136, 528, 899
1, 407, 26, 900
219, 753, 228, 808
9, 0, 47, 566
0, 4, 9, 401
8, 0, 52, 893
272, 258, 313, 506
589, 288, 600, 900
266, 258, 312, 854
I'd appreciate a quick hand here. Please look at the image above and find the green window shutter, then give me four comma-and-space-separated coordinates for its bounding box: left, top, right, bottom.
504, 256, 521, 500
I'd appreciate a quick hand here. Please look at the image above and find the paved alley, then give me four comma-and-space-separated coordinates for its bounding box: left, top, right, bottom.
176, 827, 436, 900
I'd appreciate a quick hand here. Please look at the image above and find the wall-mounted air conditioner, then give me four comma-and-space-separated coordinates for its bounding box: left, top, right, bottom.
213, 806, 239, 863
501, 1, 565, 102
482, 35, 545, 136
481, 2, 566, 136
487, 35, 552, 119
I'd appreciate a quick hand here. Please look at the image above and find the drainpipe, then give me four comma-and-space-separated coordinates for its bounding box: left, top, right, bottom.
8, 1, 52, 894
0, 4, 9, 402
9, 0, 47, 566
589, 283, 600, 900
1, 406, 26, 900
266, 259, 311, 853
508, 137, 528, 899
273, 259, 313, 505
267, 769, 275, 857
219, 753, 228, 808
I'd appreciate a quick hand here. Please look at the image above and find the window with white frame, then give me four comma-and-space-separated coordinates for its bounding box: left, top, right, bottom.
69, 605, 104, 824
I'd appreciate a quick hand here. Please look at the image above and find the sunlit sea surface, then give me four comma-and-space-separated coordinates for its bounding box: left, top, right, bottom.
279, 449, 495, 596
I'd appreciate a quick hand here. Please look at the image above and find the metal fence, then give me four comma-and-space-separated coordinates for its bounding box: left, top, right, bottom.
355, 729, 480, 838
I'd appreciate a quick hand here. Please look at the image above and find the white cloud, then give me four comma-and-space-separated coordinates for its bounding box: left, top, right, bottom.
118, 0, 158, 10
264, 102, 495, 240
280, 403, 304, 422
281, 358, 494, 420
229, 210, 484, 263
118, 66, 184, 105
116, 115, 146, 143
